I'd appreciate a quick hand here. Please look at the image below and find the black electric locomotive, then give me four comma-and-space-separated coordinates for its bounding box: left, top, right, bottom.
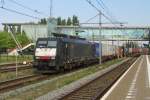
33, 33, 98, 73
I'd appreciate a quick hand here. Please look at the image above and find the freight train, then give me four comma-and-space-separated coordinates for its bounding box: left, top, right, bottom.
93, 42, 118, 62
125, 47, 149, 56
34, 33, 98, 73
33, 33, 119, 73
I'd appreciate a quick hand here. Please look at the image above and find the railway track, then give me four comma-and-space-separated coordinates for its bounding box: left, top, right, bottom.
0, 61, 32, 68
0, 74, 48, 93
60, 58, 137, 100
0, 65, 32, 73
0, 58, 118, 94
0, 58, 131, 95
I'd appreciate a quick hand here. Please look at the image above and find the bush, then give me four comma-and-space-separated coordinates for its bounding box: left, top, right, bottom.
0, 31, 30, 49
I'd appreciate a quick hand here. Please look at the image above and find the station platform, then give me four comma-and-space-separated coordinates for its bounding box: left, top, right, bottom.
101, 55, 150, 100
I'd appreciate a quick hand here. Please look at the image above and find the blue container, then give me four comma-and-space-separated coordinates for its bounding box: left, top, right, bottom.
93, 42, 102, 57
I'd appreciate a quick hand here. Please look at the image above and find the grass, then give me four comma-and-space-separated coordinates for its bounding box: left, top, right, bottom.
6, 58, 125, 100
0, 55, 33, 64
0, 68, 34, 82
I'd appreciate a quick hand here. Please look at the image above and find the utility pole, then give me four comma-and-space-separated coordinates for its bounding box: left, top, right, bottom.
1, 0, 4, 7
8, 25, 22, 77
50, 0, 53, 18
99, 12, 102, 64
47, 0, 53, 37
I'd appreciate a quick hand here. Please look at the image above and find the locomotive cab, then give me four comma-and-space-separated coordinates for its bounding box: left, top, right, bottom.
34, 38, 58, 72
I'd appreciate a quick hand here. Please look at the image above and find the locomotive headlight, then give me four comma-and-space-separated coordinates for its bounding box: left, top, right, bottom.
51, 56, 55, 59
36, 57, 40, 59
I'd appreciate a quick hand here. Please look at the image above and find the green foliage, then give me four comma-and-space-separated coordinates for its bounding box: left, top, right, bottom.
17, 26, 21, 34
57, 17, 62, 25
0, 32, 15, 48
56, 15, 79, 26
17, 32, 30, 46
38, 16, 79, 26
72, 15, 79, 25
39, 18, 47, 24
3, 25, 8, 32
67, 17, 72, 25
61, 19, 66, 25
12, 26, 16, 33
0, 31, 30, 49
142, 34, 148, 39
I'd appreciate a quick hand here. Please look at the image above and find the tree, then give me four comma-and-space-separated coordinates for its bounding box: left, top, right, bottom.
12, 25, 16, 34
43, 18, 47, 24
57, 15, 80, 25
17, 31, 30, 45
17, 26, 21, 34
61, 19, 66, 25
39, 18, 47, 24
0, 32, 16, 48
57, 17, 62, 25
0, 31, 31, 49
67, 17, 72, 25
72, 15, 79, 26
3, 25, 8, 32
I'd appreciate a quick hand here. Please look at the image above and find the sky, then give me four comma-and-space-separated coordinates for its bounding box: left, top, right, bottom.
0, 0, 150, 30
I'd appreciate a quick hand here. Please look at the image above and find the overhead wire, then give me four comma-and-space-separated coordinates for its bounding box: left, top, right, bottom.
86, 0, 113, 24
98, 0, 127, 35
86, 0, 127, 40
0, 0, 44, 19
0, 6, 40, 19
82, 13, 99, 24
86, 0, 122, 26
1, 0, 5, 7
97, 0, 127, 38
97, 0, 121, 24
95, 0, 105, 10
7, 0, 47, 16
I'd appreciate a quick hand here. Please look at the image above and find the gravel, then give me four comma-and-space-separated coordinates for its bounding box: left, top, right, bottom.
36, 58, 130, 100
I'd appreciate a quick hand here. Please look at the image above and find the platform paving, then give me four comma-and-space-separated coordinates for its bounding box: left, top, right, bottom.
101, 55, 150, 100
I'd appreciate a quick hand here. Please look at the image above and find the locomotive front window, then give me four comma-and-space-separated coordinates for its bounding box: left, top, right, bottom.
37, 41, 47, 48
48, 41, 57, 47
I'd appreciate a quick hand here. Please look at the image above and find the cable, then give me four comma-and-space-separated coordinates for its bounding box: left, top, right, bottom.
96, 0, 114, 19
0, 6, 40, 19
99, 0, 110, 11
86, 0, 127, 40
8, 0, 47, 16
97, 0, 120, 24
95, 0, 105, 10
86, 0, 121, 25
82, 13, 99, 24
86, 0, 113, 24
1, 0, 5, 7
